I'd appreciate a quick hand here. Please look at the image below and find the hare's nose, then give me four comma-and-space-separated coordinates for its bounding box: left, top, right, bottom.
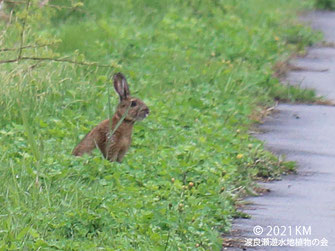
143, 108, 150, 116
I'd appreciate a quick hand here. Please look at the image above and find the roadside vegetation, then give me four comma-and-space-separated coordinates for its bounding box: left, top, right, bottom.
315, 0, 335, 9
0, 0, 319, 250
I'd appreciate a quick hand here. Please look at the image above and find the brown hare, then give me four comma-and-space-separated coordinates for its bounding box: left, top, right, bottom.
72, 73, 149, 162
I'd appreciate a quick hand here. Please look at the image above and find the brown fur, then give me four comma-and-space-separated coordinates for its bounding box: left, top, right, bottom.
72, 73, 149, 162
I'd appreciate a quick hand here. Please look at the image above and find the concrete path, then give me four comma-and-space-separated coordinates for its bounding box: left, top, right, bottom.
226, 11, 335, 251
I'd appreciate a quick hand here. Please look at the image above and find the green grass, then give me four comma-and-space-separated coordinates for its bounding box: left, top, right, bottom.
315, 0, 335, 9
0, 0, 319, 250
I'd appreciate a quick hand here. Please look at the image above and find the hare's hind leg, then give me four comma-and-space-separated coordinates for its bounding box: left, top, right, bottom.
72, 132, 97, 156
72, 127, 104, 156
73, 120, 110, 157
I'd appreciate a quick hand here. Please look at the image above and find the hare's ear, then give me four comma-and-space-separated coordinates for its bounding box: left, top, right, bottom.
113, 72, 130, 100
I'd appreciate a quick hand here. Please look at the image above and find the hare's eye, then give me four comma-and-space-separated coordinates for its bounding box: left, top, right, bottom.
131, 101, 137, 107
